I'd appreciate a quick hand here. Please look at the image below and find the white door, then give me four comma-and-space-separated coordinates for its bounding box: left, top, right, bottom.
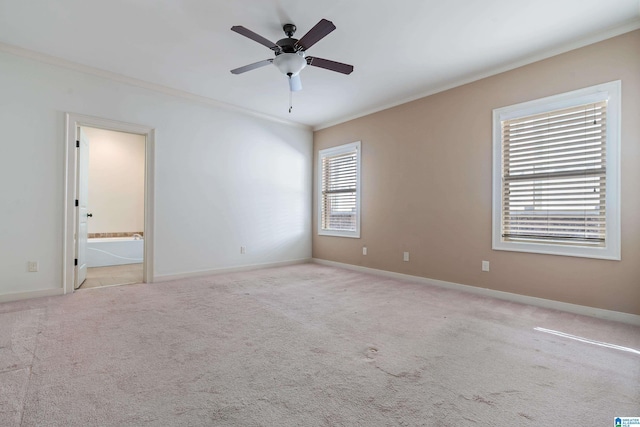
75, 128, 90, 289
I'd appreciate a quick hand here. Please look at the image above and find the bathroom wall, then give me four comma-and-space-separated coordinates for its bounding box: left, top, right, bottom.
84, 127, 145, 236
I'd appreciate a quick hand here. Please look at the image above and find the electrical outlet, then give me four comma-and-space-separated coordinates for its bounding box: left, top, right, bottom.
482, 260, 490, 272
28, 261, 38, 272
240, 246, 246, 254
403, 252, 410, 262
362, 247, 367, 255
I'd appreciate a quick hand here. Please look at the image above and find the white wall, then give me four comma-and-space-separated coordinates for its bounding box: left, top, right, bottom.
0, 50, 312, 296
84, 127, 145, 235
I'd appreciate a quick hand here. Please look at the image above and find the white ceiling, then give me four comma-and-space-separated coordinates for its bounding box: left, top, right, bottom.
1, 0, 638, 129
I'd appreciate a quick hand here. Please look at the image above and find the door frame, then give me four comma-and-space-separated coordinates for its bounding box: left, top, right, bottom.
63, 113, 155, 294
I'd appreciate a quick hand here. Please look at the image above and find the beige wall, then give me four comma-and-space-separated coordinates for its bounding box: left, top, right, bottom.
313, 30, 640, 315
84, 127, 145, 234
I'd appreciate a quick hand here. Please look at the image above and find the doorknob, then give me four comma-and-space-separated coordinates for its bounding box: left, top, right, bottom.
87, 213, 93, 218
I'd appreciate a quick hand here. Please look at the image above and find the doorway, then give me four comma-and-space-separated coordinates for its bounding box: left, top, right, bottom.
64, 114, 155, 294
80, 127, 145, 289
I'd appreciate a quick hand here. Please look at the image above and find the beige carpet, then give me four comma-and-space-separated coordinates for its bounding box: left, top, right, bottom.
1, 263, 638, 426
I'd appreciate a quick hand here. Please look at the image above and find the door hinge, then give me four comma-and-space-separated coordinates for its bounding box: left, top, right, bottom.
76, 140, 80, 148
74, 258, 78, 266
75, 199, 79, 207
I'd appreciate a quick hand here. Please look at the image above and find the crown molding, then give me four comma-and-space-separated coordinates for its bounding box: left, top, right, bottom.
0, 42, 311, 131
2, 18, 638, 134
313, 20, 640, 131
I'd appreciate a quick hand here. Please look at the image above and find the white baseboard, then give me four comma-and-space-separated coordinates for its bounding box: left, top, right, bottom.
0, 288, 65, 304
312, 258, 640, 326
154, 258, 312, 282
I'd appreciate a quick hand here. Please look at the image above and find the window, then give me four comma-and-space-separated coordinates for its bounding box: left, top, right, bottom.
492, 81, 620, 260
318, 141, 361, 238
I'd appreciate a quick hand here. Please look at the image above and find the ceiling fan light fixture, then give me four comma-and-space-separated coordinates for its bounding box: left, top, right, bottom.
273, 52, 307, 76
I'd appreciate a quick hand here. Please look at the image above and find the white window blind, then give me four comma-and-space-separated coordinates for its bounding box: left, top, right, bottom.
318, 142, 361, 237
501, 101, 607, 247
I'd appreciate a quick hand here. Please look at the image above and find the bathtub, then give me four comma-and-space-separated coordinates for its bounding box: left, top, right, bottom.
87, 237, 144, 267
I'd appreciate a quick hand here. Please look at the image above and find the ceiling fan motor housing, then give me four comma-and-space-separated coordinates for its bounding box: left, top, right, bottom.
276, 37, 299, 53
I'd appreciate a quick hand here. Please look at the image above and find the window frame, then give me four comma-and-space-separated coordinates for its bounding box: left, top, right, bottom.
317, 141, 361, 238
492, 81, 621, 260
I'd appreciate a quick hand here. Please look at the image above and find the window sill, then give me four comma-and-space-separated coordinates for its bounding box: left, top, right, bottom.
492, 240, 620, 261
318, 230, 360, 239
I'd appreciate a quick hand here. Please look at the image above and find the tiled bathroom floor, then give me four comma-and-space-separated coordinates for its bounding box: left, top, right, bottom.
80, 263, 143, 289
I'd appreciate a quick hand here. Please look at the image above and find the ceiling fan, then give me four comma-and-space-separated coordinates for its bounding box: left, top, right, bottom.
230, 19, 354, 94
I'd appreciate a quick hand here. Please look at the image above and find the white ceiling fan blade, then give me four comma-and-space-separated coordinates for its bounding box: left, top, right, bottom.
289, 74, 302, 92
